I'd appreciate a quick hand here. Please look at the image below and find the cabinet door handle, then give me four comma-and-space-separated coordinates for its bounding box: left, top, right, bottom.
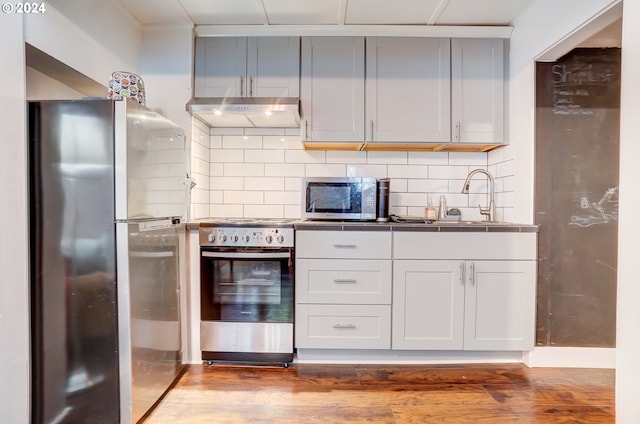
240, 75, 244, 97
333, 278, 357, 284
455, 121, 461, 141
304, 119, 309, 141
459, 262, 465, 285
333, 324, 356, 329
370, 120, 374, 141
249, 76, 254, 97
333, 244, 357, 248
469, 262, 475, 285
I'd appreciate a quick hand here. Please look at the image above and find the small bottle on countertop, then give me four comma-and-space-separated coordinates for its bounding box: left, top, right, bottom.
425, 197, 437, 220
438, 195, 447, 219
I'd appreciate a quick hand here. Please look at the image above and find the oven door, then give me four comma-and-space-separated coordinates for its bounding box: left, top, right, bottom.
200, 248, 293, 323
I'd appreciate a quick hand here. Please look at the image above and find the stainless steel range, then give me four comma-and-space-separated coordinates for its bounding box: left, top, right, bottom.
199, 218, 296, 366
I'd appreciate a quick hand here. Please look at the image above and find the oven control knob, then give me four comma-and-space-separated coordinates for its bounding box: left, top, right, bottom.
207, 233, 215, 242
276, 235, 285, 244
231, 234, 238, 242
242, 235, 251, 243
220, 234, 227, 242
265, 234, 273, 244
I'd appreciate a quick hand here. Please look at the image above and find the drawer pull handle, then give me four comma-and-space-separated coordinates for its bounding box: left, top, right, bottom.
333, 324, 356, 329
333, 278, 357, 284
333, 244, 357, 248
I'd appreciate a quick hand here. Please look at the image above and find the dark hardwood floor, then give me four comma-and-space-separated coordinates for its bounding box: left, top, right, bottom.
143, 363, 614, 423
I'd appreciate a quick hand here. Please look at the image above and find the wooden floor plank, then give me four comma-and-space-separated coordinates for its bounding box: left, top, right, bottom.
143, 364, 615, 424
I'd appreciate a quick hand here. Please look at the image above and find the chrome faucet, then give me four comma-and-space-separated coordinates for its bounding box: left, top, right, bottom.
461, 169, 496, 222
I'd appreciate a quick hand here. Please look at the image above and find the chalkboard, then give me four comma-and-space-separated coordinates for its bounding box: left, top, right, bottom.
535, 48, 620, 347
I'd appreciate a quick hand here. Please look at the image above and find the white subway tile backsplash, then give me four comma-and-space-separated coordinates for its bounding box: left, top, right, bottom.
243, 204, 283, 218
408, 151, 449, 165
346, 164, 387, 178
224, 190, 264, 204
223, 163, 264, 177
244, 177, 285, 191
327, 150, 367, 164
265, 163, 305, 177
390, 192, 430, 207
285, 177, 302, 191
390, 179, 408, 193
210, 176, 243, 190
496, 159, 515, 177
265, 191, 299, 205
388, 165, 429, 179
209, 135, 222, 149
245, 149, 284, 163
209, 190, 223, 204
244, 128, 285, 136
211, 204, 244, 217
449, 152, 487, 166
408, 179, 449, 193
210, 127, 244, 136
210, 149, 244, 163
209, 163, 224, 176
284, 205, 302, 218
367, 151, 408, 165
263, 136, 304, 150
192, 119, 515, 221
305, 164, 346, 177
222, 135, 263, 149
285, 150, 326, 164
429, 165, 471, 180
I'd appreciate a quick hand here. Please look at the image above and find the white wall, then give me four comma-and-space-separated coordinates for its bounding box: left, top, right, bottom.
508, 0, 620, 223
24, 1, 141, 89
616, 1, 640, 421
26, 67, 85, 100
0, 13, 29, 424
140, 25, 194, 136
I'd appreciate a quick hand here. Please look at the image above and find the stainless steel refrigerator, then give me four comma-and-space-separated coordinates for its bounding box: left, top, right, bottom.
29, 99, 189, 423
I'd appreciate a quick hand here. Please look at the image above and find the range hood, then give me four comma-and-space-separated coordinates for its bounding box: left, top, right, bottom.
186, 97, 300, 128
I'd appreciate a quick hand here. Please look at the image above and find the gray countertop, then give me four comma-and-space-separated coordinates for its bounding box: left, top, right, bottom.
188, 219, 538, 233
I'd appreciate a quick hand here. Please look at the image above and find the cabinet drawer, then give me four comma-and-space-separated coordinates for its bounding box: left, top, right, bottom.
295, 304, 391, 349
393, 232, 537, 260
296, 231, 391, 259
296, 259, 392, 304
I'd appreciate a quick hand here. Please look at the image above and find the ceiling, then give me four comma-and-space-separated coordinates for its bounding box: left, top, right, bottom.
116, 0, 535, 28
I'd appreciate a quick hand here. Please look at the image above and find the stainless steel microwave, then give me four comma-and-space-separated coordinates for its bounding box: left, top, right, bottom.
301, 177, 377, 220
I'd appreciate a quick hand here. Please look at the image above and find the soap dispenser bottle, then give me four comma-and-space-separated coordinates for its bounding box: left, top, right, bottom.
438, 195, 447, 219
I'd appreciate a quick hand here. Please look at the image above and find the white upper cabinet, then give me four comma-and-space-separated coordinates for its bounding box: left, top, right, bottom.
451, 38, 505, 144
300, 37, 365, 142
366, 37, 451, 143
194, 37, 300, 98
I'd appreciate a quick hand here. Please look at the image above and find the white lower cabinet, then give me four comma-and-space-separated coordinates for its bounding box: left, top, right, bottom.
295, 231, 392, 349
392, 231, 537, 351
392, 259, 536, 351
295, 230, 537, 353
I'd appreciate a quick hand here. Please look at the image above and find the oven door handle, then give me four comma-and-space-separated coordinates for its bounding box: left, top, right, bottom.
201, 251, 291, 259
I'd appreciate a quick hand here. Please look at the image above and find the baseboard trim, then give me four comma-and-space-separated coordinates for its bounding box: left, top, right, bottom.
295, 349, 525, 364
523, 347, 616, 368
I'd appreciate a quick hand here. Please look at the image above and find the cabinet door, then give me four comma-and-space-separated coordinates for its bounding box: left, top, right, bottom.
366, 37, 451, 143
392, 260, 464, 350
194, 37, 247, 97
248, 37, 300, 98
300, 37, 365, 142
464, 261, 536, 350
451, 38, 505, 144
